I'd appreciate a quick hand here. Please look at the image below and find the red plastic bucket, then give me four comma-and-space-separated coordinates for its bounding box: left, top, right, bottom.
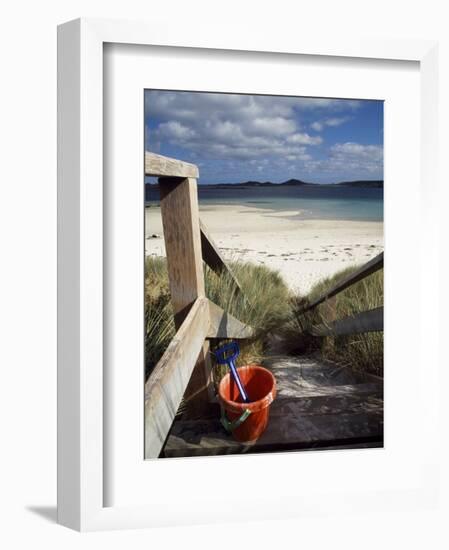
218, 365, 276, 443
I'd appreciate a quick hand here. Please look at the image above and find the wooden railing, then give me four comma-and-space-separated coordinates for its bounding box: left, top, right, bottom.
144, 152, 253, 458
300, 252, 384, 337
200, 220, 244, 296
309, 306, 383, 337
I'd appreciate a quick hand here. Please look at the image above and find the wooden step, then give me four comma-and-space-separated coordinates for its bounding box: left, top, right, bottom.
265, 357, 376, 386
270, 392, 383, 417
275, 380, 383, 399
180, 390, 383, 421
163, 411, 383, 458
162, 355, 383, 458
162, 391, 383, 458
262, 355, 383, 398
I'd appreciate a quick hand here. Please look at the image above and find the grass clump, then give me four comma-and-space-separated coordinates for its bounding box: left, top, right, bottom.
283, 266, 384, 377
205, 261, 291, 385
145, 256, 291, 383
144, 257, 175, 380
145, 255, 384, 382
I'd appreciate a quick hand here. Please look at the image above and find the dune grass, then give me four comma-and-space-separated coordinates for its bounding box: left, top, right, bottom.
282, 266, 384, 377
205, 261, 291, 385
144, 257, 175, 380
145, 255, 383, 384
144, 256, 291, 382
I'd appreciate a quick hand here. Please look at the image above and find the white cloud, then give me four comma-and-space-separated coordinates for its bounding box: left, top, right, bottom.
157, 121, 196, 140
147, 92, 322, 161
326, 117, 348, 127
310, 117, 349, 132
287, 133, 323, 145
312, 142, 384, 176
145, 91, 379, 181
330, 142, 383, 162
145, 92, 360, 125
250, 117, 296, 136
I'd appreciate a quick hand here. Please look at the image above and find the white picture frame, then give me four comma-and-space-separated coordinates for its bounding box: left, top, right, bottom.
57, 17, 440, 531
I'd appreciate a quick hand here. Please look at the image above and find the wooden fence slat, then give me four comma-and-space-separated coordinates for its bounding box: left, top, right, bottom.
159, 177, 205, 327
145, 152, 199, 178
299, 252, 384, 314
309, 307, 383, 337
144, 297, 210, 459
159, 176, 212, 425
207, 299, 254, 339
200, 219, 244, 295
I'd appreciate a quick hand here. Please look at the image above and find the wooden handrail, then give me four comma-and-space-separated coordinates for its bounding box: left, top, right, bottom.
145, 297, 210, 459
200, 219, 244, 296
207, 299, 254, 339
309, 306, 383, 337
299, 252, 384, 315
144, 295, 254, 457
145, 151, 199, 178
146, 162, 254, 457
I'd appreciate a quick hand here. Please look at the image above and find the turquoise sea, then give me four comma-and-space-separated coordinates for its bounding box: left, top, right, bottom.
145, 185, 383, 222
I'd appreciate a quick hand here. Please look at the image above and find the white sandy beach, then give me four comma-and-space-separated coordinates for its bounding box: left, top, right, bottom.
145, 204, 383, 296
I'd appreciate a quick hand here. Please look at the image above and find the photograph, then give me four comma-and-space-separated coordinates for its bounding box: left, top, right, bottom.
144, 90, 384, 459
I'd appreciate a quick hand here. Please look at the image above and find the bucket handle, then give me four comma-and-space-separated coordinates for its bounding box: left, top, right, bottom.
220, 407, 252, 433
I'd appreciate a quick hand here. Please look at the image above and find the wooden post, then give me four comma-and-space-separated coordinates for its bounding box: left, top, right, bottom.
159, 177, 213, 413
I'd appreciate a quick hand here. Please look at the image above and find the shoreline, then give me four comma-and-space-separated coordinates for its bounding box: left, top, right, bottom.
145, 201, 383, 224
145, 204, 383, 295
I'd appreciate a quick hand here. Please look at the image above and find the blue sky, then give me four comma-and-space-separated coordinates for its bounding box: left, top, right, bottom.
145, 90, 383, 184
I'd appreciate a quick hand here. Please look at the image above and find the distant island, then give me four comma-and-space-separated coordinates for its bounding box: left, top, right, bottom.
146, 179, 383, 189
333, 180, 383, 188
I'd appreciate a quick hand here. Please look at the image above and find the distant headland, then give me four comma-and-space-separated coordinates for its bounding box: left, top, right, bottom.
146, 178, 383, 189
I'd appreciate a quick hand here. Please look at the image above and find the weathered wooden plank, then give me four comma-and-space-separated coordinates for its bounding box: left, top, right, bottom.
145, 151, 199, 178
309, 306, 383, 337
162, 354, 383, 457
268, 393, 383, 417
299, 252, 384, 314
158, 175, 212, 416
159, 177, 204, 326
171, 391, 383, 422
267, 361, 382, 398
163, 410, 383, 457
199, 219, 244, 295
181, 340, 215, 415
144, 297, 210, 459
207, 299, 254, 339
